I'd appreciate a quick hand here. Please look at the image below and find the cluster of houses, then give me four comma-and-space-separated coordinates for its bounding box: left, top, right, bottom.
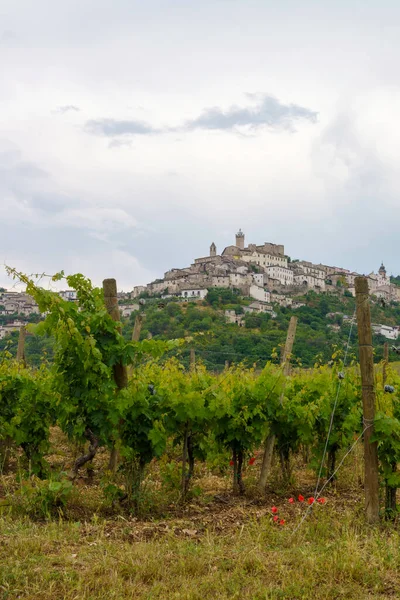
132, 229, 400, 313
1, 231, 399, 340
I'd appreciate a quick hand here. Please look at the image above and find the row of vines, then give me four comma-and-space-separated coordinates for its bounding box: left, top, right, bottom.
1, 269, 400, 518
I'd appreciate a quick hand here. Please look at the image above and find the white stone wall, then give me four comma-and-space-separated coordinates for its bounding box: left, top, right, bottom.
180, 289, 208, 300
266, 266, 294, 285
249, 285, 271, 303
297, 262, 325, 280
252, 273, 265, 287
241, 252, 288, 269
294, 274, 326, 290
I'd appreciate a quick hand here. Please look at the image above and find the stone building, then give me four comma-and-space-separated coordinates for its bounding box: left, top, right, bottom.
266, 266, 294, 286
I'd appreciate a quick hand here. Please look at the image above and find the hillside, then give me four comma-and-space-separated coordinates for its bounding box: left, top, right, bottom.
122, 289, 400, 370
2, 287, 400, 370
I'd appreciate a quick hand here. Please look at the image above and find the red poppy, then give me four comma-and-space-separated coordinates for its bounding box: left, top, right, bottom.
273, 515, 279, 522
279, 519, 285, 526
229, 460, 234, 466
288, 497, 294, 504
317, 497, 326, 504
298, 494, 305, 502
271, 506, 278, 514
308, 497, 315, 505
249, 457, 256, 465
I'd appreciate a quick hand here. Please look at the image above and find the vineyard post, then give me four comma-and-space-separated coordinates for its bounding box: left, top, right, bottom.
355, 276, 380, 523
132, 314, 143, 342
16, 326, 26, 365
258, 316, 298, 491
103, 278, 128, 472
128, 314, 144, 377
181, 348, 195, 497
382, 342, 389, 389
190, 348, 196, 372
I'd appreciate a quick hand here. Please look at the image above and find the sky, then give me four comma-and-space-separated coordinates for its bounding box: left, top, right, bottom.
1, 0, 400, 290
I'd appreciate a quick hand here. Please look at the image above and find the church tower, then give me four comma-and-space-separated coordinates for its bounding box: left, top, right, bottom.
378, 262, 387, 286
210, 242, 216, 257
235, 228, 245, 250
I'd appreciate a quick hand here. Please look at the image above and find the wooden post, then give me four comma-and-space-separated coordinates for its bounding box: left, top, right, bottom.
103, 279, 128, 472
132, 314, 143, 342
355, 276, 380, 523
382, 342, 389, 390
190, 348, 196, 372
16, 326, 26, 365
281, 316, 298, 377
258, 316, 298, 491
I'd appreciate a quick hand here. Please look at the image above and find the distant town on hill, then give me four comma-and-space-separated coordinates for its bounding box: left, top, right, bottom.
1, 231, 400, 370
132, 229, 398, 305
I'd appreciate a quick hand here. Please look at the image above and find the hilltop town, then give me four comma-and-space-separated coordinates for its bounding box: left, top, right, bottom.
1, 231, 399, 343
132, 229, 399, 306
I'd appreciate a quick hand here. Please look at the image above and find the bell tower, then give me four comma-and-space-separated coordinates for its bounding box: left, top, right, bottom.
235, 228, 245, 250
210, 242, 216, 257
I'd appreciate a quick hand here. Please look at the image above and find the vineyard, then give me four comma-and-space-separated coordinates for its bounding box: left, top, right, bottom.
2, 270, 400, 599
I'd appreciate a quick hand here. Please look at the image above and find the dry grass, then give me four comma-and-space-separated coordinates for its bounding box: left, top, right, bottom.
1, 431, 400, 599
1, 507, 400, 599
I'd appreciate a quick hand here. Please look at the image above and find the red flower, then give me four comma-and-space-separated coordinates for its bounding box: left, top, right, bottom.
288, 497, 294, 504
279, 519, 285, 526
271, 506, 278, 514
298, 494, 305, 502
249, 457, 256, 465
317, 497, 326, 504
229, 460, 234, 466
273, 515, 279, 522
308, 497, 315, 505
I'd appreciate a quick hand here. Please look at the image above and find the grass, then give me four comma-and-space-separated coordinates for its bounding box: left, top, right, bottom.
1, 431, 400, 599
1, 508, 400, 599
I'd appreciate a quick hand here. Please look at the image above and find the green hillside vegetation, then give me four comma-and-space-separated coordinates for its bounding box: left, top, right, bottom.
123, 288, 400, 371
2, 286, 400, 370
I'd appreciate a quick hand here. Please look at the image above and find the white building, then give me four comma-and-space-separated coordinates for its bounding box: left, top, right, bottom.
225, 309, 245, 326
249, 285, 271, 303
0, 320, 28, 338
252, 273, 266, 287
296, 261, 325, 280
241, 251, 288, 269
132, 286, 147, 298
294, 274, 326, 291
266, 266, 294, 286
271, 293, 292, 307
180, 288, 208, 301
120, 304, 140, 317
372, 324, 399, 340
244, 302, 277, 317
59, 290, 77, 302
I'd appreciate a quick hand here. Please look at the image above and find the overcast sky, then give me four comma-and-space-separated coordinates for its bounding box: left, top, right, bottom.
1, 0, 399, 290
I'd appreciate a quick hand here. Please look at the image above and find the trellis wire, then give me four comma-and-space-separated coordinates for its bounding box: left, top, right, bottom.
291, 421, 373, 536
312, 309, 357, 501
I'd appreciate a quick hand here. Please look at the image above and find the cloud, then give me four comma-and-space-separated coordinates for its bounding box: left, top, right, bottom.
54, 105, 80, 114
0, 143, 154, 290
108, 138, 133, 149
85, 118, 157, 137
52, 207, 137, 233
84, 94, 317, 141
183, 94, 318, 133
